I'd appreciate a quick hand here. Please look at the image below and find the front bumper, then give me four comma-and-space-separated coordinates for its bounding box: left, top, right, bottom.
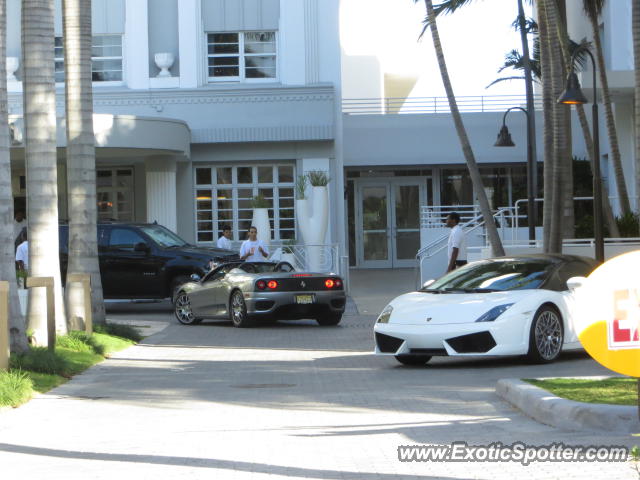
244, 290, 346, 320
374, 320, 529, 357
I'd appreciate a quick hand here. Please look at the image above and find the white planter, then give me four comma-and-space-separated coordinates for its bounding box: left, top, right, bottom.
6, 56, 18, 81
295, 186, 329, 272
18, 288, 28, 316
154, 52, 175, 78
251, 208, 272, 244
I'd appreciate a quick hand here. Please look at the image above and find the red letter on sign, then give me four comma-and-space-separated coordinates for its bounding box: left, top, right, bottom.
612, 289, 632, 343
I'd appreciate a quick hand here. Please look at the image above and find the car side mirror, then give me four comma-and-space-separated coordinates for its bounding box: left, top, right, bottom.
134, 242, 150, 253
566, 276, 587, 291
422, 279, 435, 289
190, 273, 202, 282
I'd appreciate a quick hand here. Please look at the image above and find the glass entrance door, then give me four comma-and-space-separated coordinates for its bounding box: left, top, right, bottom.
356, 178, 426, 268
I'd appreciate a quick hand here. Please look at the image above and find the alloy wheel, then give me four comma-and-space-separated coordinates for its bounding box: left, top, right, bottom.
534, 309, 562, 361
175, 293, 195, 324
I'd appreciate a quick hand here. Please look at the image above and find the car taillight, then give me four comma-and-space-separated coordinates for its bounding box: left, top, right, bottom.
267, 280, 278, 290
256, 280, 266, 290
335, 278, 343, 288
325, 279, 335, 288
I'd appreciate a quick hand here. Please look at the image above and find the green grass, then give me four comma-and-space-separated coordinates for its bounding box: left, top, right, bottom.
524, 377, 638, 406
0, 324, 140, 408
0, 370, 33, 406
93, 323, 143, 343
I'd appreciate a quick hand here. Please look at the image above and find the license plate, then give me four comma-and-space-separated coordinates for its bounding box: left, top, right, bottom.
295, 294, 315, 304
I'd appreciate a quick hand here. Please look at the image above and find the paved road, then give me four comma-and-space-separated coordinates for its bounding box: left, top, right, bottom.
0, 297, 637, 478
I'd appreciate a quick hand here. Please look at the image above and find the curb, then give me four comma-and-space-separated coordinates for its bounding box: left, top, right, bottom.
496, 378, 640, 433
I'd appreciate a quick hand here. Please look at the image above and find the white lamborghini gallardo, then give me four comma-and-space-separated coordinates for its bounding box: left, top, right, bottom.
374, 254, 599, 365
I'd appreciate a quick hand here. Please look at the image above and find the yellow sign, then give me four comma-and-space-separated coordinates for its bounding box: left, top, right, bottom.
575, 250, 640, 377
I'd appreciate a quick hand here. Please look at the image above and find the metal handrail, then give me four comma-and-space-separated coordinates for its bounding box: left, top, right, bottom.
343, 94, 543, 115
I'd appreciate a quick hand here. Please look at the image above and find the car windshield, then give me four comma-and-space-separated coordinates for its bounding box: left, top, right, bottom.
238, 262, 278, 274
137, 225, 188, 248
425, 259, 556, 292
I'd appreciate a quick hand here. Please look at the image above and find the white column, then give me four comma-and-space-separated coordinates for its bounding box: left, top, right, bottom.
145, 157, 178, 232
125, 0, 150, 89
178, 0, 203, 88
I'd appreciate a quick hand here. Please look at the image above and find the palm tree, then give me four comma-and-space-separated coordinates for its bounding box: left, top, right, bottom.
0, 0, 28, 353
582, 0, 632, 217
22, 0, 67, 344
63, 0, 105, 326
548, 0, 620, 237
634, 0, 640, 226
422, 0, 504, 256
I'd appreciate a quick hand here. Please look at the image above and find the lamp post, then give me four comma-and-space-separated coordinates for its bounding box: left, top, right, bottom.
558, 47, 604, 263
494, 106, 536, 242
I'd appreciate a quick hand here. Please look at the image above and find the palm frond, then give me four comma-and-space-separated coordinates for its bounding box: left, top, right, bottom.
582, 0, 605, 22
486, 76, 533, 89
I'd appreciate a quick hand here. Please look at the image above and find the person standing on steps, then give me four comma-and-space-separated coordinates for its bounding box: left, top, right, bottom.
239, 226, 269, 262
445, 212, 467, 273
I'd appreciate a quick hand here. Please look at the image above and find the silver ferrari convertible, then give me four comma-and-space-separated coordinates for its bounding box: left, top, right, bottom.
173, 261, 346, 327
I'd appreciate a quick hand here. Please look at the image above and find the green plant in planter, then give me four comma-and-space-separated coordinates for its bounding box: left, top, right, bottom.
616, 212, 639, 237
251, 195, 270, 208
307, 170, 330, 187
295, 175, 308, 200
282, 239, 297, 254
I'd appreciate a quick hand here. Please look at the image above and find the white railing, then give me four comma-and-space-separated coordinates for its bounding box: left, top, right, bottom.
268, 243, 341, 272
415, 206, 517, 288
343, 94, 543, 115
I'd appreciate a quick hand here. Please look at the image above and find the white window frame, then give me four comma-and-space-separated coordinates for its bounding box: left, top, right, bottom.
206, 31, 277, 83
96, 167, 135, 221
55, 34, 124, 86
193, 164, 296, 244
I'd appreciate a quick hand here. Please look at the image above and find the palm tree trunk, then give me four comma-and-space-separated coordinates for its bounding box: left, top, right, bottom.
22, 0, 67, 343
424, 0, 504, 256
551, 1, 620, 237
63, 0, 105, 327
544, 0, 568, 253
0, 0, 28, 353
551, 0, 575, 239
536, 0, 555, 252
588, 12, 632, 216
634, 0, 640, 226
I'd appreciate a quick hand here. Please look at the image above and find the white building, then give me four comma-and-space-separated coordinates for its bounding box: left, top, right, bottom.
12, 0, 628, 272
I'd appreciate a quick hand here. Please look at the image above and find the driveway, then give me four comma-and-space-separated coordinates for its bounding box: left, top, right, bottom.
0, 282, 636, 479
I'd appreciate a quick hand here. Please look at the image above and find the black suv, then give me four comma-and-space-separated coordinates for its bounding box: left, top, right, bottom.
59, 223, 238, 300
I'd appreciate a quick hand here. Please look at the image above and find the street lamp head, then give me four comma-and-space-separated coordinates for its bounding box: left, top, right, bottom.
558, 72, 589, 105
494, 125, 515, 147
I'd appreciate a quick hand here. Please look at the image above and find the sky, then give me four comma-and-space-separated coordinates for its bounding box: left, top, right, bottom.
340, 0, 530, 98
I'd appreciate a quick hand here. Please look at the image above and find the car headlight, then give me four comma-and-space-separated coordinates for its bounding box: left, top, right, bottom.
377, 305, 393, 324
475, 303, 514, 323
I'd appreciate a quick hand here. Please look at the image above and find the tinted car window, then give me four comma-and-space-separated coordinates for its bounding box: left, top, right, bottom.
554, 261, 597, 290
108, 228, 145, 251
426, 259, 556, 292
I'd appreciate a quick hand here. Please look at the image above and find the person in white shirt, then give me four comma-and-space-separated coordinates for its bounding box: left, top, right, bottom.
446, 212, 467, 273
13, 210, 26, 248
239, 226, 269, 262
216, 224, 233, 250
15, 230, 29, 272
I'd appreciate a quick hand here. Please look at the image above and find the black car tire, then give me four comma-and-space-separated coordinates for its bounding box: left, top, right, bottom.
230, 290, 254, 328
170, 275, 191, 303
174, 291, 201, 325
527, 305, 564, 364
394, 355, 432, 366
316, 313, 342, 326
